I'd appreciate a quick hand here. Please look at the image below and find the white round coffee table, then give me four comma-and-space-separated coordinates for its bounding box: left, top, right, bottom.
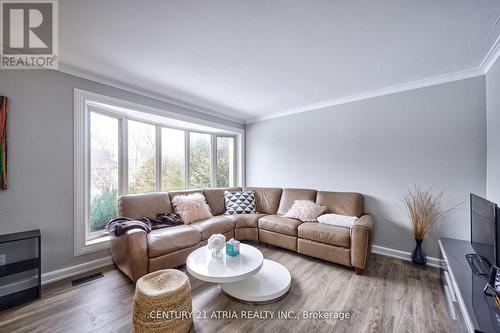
186, 243, 264, 283
186, 244, 291, 303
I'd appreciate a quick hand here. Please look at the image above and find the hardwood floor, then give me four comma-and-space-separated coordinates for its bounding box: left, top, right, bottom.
0, 243, 451, 332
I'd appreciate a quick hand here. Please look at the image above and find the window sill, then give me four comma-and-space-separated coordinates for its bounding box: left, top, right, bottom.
75, 234, 111, 256
87, 234, 111, 246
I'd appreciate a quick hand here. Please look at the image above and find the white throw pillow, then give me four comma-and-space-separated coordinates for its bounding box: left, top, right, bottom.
317, 213, 359, 228
284, 200, 326, 222
172, 193, 212, 224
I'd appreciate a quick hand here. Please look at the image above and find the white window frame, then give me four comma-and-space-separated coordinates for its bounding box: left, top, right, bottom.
215, 135, 238, 188
187, 131, 213, 189
74, 89, 244, 256
86, 108, 124, 242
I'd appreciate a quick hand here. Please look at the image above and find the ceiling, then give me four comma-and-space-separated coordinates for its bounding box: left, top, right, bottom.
60, 0, 500, 123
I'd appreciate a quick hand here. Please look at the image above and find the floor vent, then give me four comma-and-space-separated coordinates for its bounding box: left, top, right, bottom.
71, 272, 104, 286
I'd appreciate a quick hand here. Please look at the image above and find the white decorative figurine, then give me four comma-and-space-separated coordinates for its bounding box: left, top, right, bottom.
207, 233, 226, 258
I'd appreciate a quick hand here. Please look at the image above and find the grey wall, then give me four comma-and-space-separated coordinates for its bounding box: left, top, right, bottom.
0, 69, 243, 274
487, 58, 500, 204
246, 77, 487, 258
0, 67, 488, 272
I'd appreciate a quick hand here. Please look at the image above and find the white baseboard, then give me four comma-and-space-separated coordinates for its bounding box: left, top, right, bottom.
0, 256, 113, 296
24, 245, 439, 289
372, 244, 443, 268
41, 256, 113, 285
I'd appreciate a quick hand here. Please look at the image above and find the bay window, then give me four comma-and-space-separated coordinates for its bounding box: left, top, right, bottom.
75, 90, 243, 255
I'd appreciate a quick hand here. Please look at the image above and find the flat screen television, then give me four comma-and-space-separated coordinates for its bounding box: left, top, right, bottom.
470, 193, 500, 267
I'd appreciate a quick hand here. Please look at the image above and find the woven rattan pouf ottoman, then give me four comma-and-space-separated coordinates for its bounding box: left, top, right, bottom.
133, 269, 192, 333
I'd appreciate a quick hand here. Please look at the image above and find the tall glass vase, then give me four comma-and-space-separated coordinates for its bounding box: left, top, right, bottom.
411, 239, 427, 265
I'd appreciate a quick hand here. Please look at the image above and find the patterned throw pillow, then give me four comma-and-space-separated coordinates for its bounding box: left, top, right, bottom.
224, 191, 257, 214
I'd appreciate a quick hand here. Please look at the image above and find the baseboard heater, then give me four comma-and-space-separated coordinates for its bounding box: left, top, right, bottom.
71, 272, 104, 286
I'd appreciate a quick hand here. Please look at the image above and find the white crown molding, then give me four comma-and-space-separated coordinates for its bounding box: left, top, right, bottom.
246, 67, 485, 123
58, 61, 489, 126
480, 32, 500, 73
372, 244, 442, 268
59, 27, 500, 126
56, 62, 245, 124
247, 28, 500, 123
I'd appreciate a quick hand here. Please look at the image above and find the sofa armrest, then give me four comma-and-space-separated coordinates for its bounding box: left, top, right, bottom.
350, 214, 374, 272
110, 229, 148, 283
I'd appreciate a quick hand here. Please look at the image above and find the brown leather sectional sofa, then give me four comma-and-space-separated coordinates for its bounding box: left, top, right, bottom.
111, 187, 374, 282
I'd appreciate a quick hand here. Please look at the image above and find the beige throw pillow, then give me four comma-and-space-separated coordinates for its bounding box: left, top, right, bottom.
283, 200, 325, 222
172, 193, 212, 224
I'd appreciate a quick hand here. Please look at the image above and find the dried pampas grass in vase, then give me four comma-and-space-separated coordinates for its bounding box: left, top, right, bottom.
402, 186, 458, 266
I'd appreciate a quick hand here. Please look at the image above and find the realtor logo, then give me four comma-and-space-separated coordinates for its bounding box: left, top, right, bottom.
1, 0, 58, 69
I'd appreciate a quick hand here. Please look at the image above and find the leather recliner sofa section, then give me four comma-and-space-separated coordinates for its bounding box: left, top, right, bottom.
111, 187, 374, 282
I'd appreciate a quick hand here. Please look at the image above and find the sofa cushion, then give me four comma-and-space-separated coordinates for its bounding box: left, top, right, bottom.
242, 187, 283, 214
227, 213, 267, 229
258, 215, 302, 236
277, 188, 317, 215
118, 192, 172, 220
316, 191, 364, 217
148, 225, 201, 258
203, 187, 242, 216
298, 222, 351, 248
190, 216, 235, 240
